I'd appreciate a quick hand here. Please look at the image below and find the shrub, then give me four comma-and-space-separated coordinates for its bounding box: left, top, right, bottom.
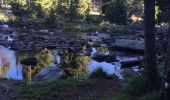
89, 68, 112, 79
34, 0, 56, 17
85, 15, 103, 24
44, 9, 57, 28
124, 75, 161, 99
125, 76, 148, 96
101, 0, 127, 24
10, 0, 28, 18
76, 0, 91, 18
142, 92, 160, 100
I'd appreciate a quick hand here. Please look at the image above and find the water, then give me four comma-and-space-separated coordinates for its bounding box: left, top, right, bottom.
87, 60, 123, 79
0, 45, 141, 81
0, 46, 127, 80
0, 46, 23, 79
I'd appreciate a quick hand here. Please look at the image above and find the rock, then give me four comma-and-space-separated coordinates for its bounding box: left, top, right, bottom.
20, 57, 38, 66
34, 64, 66, 81
44, 44, 57, 49
103, 38, 116, 45
86, 36, 102, 42
68, 47, 75, 52
104, 52, 117, 63
156, 25, 169, 34
136, 30, 144, 37
128, 22, 144, 30
0, 34, 3, 38
91, 52, 106, 62
111, 39, 144, 53
84, 51, 91, 56
9, 46, 19, 50
121, 58, 142, 68
0, 24, 9, 28
0, 40, 10, 47
84, 47, 93, 56
38, 30, 49, 34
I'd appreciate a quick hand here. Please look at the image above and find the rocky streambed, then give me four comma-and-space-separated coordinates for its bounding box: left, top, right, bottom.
0, 23, 167, 82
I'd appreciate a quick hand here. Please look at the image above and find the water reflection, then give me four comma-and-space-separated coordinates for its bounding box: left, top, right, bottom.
0, 46, 54, 80
0, 46, 22, 79
59, 51, 90, 77
23, 66, 32, 84
87, 61, 123, 79
0, 45, 125, 80
21, 49, 54, 80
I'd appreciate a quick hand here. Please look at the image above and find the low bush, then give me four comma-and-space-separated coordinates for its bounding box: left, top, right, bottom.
85, 15, 103, 24
122, 75, 161, 100
125, 76, 149, 96
142, 92, 160, 100
89, 68, 113, 79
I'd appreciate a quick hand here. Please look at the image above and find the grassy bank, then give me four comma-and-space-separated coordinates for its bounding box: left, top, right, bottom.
0, 71, 124, 100
9, 78, 124, 100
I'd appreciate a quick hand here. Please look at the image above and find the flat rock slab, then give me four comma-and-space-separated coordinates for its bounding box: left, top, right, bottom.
111, 39, 144, 53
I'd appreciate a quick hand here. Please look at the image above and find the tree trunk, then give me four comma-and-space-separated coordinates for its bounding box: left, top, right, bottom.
144, 0, 158, 84
160, 22, 170, 100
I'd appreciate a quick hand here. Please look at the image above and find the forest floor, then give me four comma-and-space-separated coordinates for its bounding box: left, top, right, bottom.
0, 78, 125, 100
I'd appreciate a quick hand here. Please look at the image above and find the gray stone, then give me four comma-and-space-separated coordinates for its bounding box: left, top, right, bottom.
111, 39, 144, 53
156, 25, 169, 34
91, 52, 106, 62
20, 57, 38, 66
34, 64, 66, 81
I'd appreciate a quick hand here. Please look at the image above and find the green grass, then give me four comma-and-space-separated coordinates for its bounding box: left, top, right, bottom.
0, 73, 123, 100
44, 20, 129, 33
14, 78, 93, 100
108, 24, 129, 34
46, 21, 109, 32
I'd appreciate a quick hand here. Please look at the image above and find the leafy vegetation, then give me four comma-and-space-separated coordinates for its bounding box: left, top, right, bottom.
101, 0, 127, 24
142, 92, 160, 100
1, 0, 170, 99
117, 75, 161, 100
89, 68, 110, 79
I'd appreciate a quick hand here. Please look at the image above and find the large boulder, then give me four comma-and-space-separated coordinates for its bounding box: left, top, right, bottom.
119, 57, 143, 68
91, 52, 117, 63
34, 64, 66, 81
111, 39, 144, 53
104, 52, 117, 63
91, 52, 106, 62
121, 59, 142, 68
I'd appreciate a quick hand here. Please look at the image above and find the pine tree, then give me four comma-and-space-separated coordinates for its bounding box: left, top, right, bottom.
34, 0, 55, 17
101, 0, 127, 24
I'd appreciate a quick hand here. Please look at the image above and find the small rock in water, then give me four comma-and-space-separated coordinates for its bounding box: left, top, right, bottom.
1, 24, 8, 28
105, 53, 117, 63
39, 29, 49, 34
20, 57, 38, 66
91, 52, 106, 62
120, 58, 142, 68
